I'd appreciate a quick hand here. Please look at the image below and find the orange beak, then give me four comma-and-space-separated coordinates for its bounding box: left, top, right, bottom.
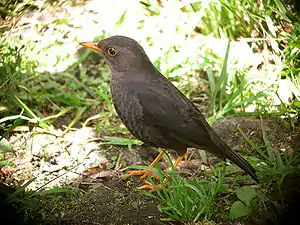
80, 42, 103, 52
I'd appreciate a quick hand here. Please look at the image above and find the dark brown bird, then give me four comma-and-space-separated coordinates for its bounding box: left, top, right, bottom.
80, 35, 258, 190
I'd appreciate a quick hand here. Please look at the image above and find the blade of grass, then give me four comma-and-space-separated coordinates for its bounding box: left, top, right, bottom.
14, 96, 48, 128
62, 107, 86, 135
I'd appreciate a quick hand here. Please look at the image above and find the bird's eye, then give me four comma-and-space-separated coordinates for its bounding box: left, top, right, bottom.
107, 48, 117, 57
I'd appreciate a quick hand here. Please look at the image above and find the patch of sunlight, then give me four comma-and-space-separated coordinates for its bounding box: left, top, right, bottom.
9, 127, 107, 190
276, 79, 294, 104
11, 0, 142, 73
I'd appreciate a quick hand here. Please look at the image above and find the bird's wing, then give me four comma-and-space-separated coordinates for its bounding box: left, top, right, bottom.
131, 79, 217, 152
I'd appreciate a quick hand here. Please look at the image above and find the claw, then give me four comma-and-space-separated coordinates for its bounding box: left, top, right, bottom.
137, 179, 168, 193
123, 151, 166, 181
122, 170, 153, 180
123, 154, 184, 192
137, 180, 159, 193
140, 170, 153, 179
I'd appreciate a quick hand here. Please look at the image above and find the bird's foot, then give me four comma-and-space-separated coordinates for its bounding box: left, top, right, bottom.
138, 179, 168, 193
123, 170, 159, 180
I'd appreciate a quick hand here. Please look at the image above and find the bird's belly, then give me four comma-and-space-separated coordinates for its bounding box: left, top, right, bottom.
111, 85, 187, 152
112, 100, 163, 146
114, 104, 187, 152
114, 102, 163, 146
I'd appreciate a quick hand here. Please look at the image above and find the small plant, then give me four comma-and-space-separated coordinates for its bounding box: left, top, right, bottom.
0, 37, 37, 117
205, 41, 267, 124
229, 186, 259, 219
139, 153, 226, 222
239, 117, 300, 190
156, 173, 226, 222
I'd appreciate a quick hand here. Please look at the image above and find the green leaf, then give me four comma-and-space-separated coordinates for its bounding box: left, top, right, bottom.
0, 138, 13, 153
53, 18, 69, 25
116, 10, 127, 26
53, 94, 86, 107
294, 100, 300, 107
14, 96, 48, 129
265, 15, 276, 36
236, 186, 257, 206
230, 201, 250, 219
289, 40, 300, 49
0, 160, 14, 168
111, 156, 117, 161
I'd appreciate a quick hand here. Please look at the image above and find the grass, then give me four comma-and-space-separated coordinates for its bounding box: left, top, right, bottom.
253, 118, 300, 189
156, 176, 225, 222
0, 36, 37, 118
137, 154, 227, 222
204, 40, 268, 124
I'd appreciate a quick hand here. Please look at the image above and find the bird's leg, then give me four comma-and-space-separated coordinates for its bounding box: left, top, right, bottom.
184, 149, 188, 161
173, 154, 185, 169
122, 151, 165, 180
139, 154, 185, 192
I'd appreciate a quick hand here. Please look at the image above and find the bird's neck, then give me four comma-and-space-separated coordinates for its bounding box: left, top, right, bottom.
112, 61, 158, 82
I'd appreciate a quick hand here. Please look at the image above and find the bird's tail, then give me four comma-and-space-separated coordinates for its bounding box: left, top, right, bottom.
221, 143, 259, 182
207, 129, 259, 182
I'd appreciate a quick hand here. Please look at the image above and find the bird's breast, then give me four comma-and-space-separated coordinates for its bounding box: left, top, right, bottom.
110, 80, 143, 126
110, 78, 163, 146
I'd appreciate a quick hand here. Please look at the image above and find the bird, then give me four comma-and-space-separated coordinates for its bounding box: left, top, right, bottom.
80, 35, 258, 191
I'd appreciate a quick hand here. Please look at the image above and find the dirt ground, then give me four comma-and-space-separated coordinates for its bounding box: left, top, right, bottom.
37, 175, 164, 225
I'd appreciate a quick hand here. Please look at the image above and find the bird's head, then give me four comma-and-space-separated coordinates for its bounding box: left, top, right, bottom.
80, 35, 150, 73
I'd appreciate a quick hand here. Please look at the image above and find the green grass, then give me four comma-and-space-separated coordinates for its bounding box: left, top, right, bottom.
138, 157, 227, 222
0, 36, 38, 117
156, 176, 225, 222
204, 40, 268, 124
134, 151, 252, 222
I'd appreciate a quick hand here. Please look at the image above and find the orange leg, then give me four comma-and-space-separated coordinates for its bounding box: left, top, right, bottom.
122, 151, 165, 180
173, 155, 184, 169
139, 154, 185, 193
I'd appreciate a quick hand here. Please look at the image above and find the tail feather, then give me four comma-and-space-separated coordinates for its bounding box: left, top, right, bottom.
204, 129, 259, 182
222, 144, 259, 182
188, 114, 258, 182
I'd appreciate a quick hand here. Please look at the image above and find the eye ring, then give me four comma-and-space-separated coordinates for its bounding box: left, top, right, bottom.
107, 48, 117, 57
